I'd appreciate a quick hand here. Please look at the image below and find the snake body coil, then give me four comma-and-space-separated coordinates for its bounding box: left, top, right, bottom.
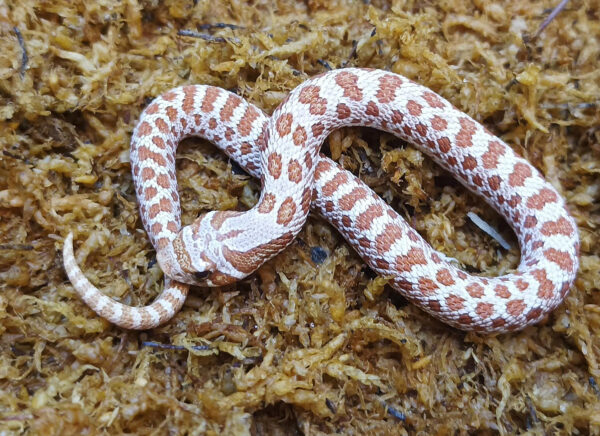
63, 69, 579, 331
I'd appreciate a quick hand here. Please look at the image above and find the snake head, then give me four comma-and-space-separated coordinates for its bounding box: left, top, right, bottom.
156, 216, 215, 286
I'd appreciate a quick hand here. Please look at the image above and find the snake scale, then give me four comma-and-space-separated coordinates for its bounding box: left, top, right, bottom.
63, 68, 579, 332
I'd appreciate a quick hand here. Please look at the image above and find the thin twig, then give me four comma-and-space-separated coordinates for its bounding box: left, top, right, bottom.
177, 29, 240, 44
0, 244, 34, 251
534, 0, 570, 39
13, 27, 28, 78
197, 23, 244, 30
141, 341, 211, 351
380, 400, 406, 421
317, 59, 332, 70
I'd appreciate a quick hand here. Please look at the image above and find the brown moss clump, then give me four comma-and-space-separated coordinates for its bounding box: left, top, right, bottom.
1, 0, 599, 434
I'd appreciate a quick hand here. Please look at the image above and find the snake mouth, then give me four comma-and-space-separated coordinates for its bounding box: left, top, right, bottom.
194, 270, 210, 280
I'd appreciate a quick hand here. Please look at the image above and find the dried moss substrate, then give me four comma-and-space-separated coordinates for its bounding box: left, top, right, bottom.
1, 0, 599, 434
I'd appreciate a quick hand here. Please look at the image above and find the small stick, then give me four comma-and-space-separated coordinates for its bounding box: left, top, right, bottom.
534, 0, 570, 39
13, 27, 28, 78
141, 341, 211, 351
197, 23, 243, 30
177, 29, 240, 44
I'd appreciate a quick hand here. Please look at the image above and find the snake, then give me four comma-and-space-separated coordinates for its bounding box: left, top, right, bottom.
63, 68, 579, 332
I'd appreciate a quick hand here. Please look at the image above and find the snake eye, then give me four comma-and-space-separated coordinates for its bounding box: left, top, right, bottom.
194, 271, 210, 280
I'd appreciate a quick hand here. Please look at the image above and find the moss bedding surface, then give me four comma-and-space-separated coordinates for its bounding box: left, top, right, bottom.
1, 0, 599, 434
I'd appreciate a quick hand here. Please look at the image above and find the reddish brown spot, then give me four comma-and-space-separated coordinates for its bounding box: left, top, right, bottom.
162, 90, 177, 101
304, 153, 313, 171
267, 153, 283, 179
181, 86, 196, 114
415, 124, 428, 137
339, 187, 368, 211
431, 116, 447, 131
376, 75, 404, 103
407, 100, 422, 116
419, 277, 438, 296
428, 299, 442, 312
322, 172, 349, 196
155, 118, 169, 134
137, 121, 152, 137
494, 284, 511, 299
492, 318, 506, 329
337, 103, 351, 119
488, 175, 501, 191
146, 103, 159, 115
544, 248, 574, 272
457, 271, 467, 280
342, 215, 352, 227
456, 117, 477, 148
462, 155, 477, 171
395, 247, 427, 273
293, 126, 307, 146
144, 186, 157, 200
152, 136, 166, 149
508, 195, 521, 208
438, 137, 451, 153
408, 231, 419, 242
423, 92, 445, 108
476, 302, 494, 319
527, 188, 558, 210
391, 110, 404, 125
436, 268, 455, 286
239, 106, 260, 137
532, 269, 554, 299
277, 197, 296, 226
458, 314, 474, 326
276, 113, 293, 137
201, 87, 220, 113
466, 283, 484, 298
524, 215, 538, 228
240, 142, 253, 155
167, 221, 178, 232
481, 141, 505, 169
298, 85, 327, 115
516, 279, 529, 291
541, 217, 574, 237
151, 222, 163, 234
141, 167, 155, 181
506, 299, 526, 317
335, 71, 363, 101
508, 162, 532, 187
526, 307, 543, 321
356, 204, 384, 231
258, 193, 276, 214
300, 186, 312, 215
375, 223, 403, 253
155, 174, 169, 189
138, 146, 167, 166
366, 101, 379, 117
314, 159, 333, 181
220, 94, 241, 121
166, 106, 178, 123
287, 160, 302, 184
312, 122, 325, 138
446, 294, 465, 311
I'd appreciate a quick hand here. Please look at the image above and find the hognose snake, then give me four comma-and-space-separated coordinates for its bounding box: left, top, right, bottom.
63, 68, 579, 332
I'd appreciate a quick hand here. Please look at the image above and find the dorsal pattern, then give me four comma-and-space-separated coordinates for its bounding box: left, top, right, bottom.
63, 68, 579, 331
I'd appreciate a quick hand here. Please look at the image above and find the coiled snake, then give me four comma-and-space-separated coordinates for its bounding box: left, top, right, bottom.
63, 68, 579, 332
